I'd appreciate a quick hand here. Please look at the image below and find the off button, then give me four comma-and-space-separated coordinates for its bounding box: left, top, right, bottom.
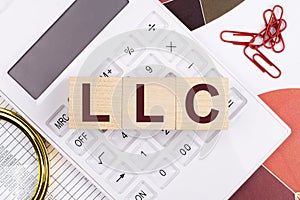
47, 105, 69, 136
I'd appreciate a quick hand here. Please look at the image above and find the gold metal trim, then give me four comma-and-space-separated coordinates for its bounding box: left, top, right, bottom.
0, 108, 49, 200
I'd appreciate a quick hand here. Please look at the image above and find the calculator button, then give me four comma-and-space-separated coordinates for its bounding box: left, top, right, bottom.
66, 130, 97, 155
138, 11, 168, 29
159, 32, 188, 62
195, 130, 219, 143
94, 59, 124, 77
194, 130, 208, 142
205, 130, 221, 143
133, 54, 164, 77
130, 139, 158, 155
176, 50, 208, 76
199, 131, 222, 160
165, 72, 177, 77
149, 159, 179, 189
129, 140, 158, 170
153, 130, 179, 147
126, 181, 157, 200
115, 36, 144, 67
108, 130, 139, 151
205, 68, 222, 77
106, 163, 137, 194
46, 105, 69, 137
171, 135, 202, 166
138, 11, 168, 36
228, 87, 248, 119
86, 144, 116, 174
134, 130, 160, 139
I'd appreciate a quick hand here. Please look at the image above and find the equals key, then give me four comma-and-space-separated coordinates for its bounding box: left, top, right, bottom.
228, 88, 248, 119
228, 99, 234, 108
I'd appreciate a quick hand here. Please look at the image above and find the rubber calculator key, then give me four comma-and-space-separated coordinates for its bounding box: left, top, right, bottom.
130, 139, 158, 155
149, 159, 179, 189
194, 130, 208, 142
129, 139, 158, 170
126, 181, 157, 200
94, 59, 124, 77
165, 72, 177, 77
205, 68, 222, 77
199, 131, 222, 160
159, 32, 188, 62
66, 130, 97, 155
176, 50, 208, 76
106, 162, 137, 194
153, 130, 180, 147
228, 87, 247, 119
115, 36, 143, 67
86, 144, 116, 174
108, 130, 139, 151
171, 135, 202, 166
46, 105, 69, 137
133, 54, 164, 77
205, 130, 221, 143
196, 130, 220, 144
138, 11, 168, 42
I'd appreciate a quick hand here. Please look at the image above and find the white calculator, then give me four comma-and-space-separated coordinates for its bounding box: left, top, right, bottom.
0, 0, 290, 199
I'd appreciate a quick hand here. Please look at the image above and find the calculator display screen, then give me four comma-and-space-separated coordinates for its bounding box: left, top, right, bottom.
8, 0, 128, 99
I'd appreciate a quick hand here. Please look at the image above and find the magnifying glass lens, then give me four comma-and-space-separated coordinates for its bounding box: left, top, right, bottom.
0, 119, 39, 199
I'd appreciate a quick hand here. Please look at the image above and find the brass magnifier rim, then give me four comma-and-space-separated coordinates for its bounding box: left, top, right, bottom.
0, 108, 49, 200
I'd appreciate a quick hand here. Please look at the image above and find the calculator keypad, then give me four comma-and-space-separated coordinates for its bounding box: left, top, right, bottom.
75, 13, 249, 199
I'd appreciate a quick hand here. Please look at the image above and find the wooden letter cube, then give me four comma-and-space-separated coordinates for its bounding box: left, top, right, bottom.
122, 77, 176, 130
69, 77, 122, 129
176, 78, 228, 130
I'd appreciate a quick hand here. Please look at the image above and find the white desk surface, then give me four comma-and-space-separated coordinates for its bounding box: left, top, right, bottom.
193, 0, 300, 95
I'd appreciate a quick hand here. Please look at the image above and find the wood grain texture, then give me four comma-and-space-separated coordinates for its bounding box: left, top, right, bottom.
69, 77, 122, 129
122, 77, 176, 130
69, 77, 228, 130
176, 78, 228, 130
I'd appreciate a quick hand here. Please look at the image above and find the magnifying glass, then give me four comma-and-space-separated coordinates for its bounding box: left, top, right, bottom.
0, 107, 49, 200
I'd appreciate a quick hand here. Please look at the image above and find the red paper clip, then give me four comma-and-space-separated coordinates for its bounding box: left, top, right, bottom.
244, 46, 281, 79
220, 5, 286, 79
262, 5, 286, 52
220, 30, 258, 46
265, 5, 284, 38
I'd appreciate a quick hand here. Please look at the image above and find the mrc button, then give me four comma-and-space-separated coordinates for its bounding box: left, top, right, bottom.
47, 105, 69, 136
